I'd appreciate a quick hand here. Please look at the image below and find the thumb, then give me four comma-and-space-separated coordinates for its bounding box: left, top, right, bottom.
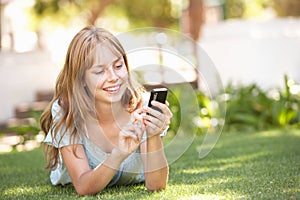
131, 110, 145, 126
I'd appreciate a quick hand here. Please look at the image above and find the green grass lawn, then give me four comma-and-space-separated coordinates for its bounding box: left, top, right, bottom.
0, 129, 299, 199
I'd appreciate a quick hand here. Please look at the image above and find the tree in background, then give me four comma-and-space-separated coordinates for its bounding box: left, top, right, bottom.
29, 0, 181, 50
224, 0, 300, 19
182, 0, 204, 41
32, 0, 115, 26
181, 0, 205, 88
115, 0, 177, 28
31, 0, 209, 42
271, 0, 300, 17
32, 0, 178, 29
31, 0, 204, 87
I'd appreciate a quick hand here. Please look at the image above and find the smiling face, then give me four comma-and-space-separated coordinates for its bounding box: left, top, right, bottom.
85, 43, 129, 105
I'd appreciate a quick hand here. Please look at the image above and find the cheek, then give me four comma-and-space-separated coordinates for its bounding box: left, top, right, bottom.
86, 75, 104, 93
117, 67, 129, 79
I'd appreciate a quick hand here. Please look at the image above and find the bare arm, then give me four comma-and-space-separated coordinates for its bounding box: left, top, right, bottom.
61, 117, 144, 195
140, 136, 169, 191
141, 100, 173, 191
60, 145, 126, 195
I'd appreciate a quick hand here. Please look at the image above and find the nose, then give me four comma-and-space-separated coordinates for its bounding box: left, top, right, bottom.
106, 66, 118, 82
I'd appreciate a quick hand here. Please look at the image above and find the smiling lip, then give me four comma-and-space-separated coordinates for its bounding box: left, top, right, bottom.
103, 84, 121, 94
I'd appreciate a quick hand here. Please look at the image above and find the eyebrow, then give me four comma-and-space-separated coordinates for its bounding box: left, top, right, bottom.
92, 57, 123, 69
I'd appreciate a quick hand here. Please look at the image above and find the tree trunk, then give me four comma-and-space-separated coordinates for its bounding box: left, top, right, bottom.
88, 0, 113, 25
188, 0, 204, 41
0, 4, 2, 51
186, 0, 205, 89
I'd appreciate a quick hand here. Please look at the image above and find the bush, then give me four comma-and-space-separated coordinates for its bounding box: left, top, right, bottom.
166, 75, 300, 134
224, 75, 300, 131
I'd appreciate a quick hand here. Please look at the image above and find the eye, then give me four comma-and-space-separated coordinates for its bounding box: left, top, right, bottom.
115, 63, 124, 69
95, 70, 104, 75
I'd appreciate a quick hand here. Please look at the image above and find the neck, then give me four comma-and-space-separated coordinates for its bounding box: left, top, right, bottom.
95, 101, 127, 124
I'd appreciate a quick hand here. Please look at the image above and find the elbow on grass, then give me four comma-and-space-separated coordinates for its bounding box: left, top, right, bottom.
75, 185, 101, 196
145, 168, 169, 191
76, 187, 92, 196
146, 182, 167, 192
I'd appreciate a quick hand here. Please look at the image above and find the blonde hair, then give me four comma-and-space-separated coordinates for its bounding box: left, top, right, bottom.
40, 26, 143, 169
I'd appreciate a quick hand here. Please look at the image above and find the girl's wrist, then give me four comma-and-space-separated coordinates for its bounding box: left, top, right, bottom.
147, 134, 162, 144
146, 130, 163, 139
111, 148, 129, 161
102, 148, 128, 170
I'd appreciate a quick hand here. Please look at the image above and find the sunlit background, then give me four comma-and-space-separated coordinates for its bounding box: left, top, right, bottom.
0, 2, 299, 199
0, 0, 300, 148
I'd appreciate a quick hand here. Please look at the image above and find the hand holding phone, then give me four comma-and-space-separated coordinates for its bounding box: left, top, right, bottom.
148, 88, 168, 113
145, 87, 171, 138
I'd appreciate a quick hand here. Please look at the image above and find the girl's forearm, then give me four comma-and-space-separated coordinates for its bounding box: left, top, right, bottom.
74, 149, 126, 195
143, 135, 169, 191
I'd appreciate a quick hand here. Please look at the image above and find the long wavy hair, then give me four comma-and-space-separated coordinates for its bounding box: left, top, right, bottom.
40, 26, 143, 169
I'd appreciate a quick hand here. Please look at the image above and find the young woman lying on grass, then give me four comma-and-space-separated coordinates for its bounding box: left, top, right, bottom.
40, 26, 172, 195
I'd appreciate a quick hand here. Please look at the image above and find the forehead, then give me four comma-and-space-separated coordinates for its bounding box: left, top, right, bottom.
92, 42, 123, 66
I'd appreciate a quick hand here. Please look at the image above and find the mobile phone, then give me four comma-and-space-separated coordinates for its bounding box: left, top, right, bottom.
148, 88, 168, 113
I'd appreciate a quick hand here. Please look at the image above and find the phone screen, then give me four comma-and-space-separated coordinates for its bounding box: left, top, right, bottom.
148, 88, 168, 113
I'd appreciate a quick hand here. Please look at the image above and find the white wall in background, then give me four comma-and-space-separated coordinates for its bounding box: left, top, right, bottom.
200, 18, 300, 90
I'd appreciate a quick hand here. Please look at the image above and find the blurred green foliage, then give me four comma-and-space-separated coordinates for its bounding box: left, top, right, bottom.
29, 0, 300, 33
166, 83, 223, 136
0, 110, 42, 149
31, 0, 179, 31
166, 75, 300, 135
114, 0, 178, 28
29, 0, 79, 29
223, 75, 300, 131
224, 0, 300, 19
9, 111, 42, 138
